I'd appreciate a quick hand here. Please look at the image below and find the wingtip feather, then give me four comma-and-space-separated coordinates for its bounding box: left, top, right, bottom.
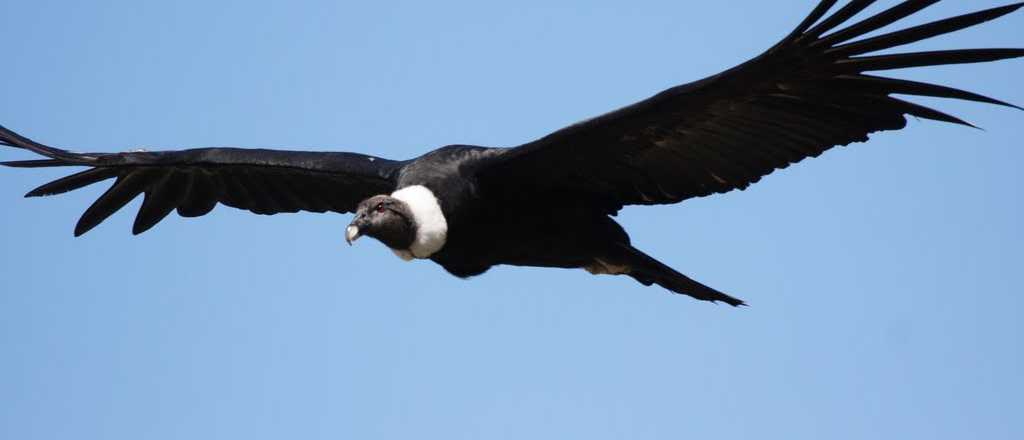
719, 297, 748, 307
827, 3, 1024, 57
801, 0, 877, 41
2, 159, 70, 168
834, 74, 1024, 111
812, 0, 941, 48
891, 97, 979, 128
73, 223, 90, 237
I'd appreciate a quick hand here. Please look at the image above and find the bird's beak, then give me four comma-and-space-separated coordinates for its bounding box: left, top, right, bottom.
345, 225, 362, 245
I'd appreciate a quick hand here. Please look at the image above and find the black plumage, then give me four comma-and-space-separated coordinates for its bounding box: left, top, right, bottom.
3, 1, 1022, 306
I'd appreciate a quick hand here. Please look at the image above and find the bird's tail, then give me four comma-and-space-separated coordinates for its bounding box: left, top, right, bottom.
613, 244, 745, 307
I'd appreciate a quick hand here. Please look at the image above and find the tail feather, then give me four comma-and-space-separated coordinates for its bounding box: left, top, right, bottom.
616, 245, 746, 307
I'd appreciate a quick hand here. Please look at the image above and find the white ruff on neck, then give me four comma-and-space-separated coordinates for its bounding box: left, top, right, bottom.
391, 185, 448, 259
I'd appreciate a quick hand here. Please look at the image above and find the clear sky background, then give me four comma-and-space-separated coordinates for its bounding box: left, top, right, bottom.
1, 1, 1022, 439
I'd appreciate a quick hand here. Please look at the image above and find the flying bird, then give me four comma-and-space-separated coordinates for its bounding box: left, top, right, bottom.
2, 1, 1022, 306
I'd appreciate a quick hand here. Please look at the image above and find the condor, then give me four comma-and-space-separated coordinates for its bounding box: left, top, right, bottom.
3, 1, 1023, 306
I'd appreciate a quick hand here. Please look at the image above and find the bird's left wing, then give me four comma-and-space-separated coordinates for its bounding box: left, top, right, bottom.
477, 1, 1024, 213
0, 125, 405, 235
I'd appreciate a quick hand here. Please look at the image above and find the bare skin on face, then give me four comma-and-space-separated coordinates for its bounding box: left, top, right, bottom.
346, 195, 416, 253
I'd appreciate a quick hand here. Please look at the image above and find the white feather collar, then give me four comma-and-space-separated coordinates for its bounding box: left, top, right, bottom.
391, 185, 448, 259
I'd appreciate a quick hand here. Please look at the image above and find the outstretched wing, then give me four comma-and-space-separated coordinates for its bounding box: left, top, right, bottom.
478, 1, 1024, 213
0, 125, 406, 235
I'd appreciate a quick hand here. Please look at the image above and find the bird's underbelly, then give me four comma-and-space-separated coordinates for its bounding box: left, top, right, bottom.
431, 210, 628, 277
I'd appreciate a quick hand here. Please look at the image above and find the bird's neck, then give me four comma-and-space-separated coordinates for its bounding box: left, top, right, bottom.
391, 185, 448, 259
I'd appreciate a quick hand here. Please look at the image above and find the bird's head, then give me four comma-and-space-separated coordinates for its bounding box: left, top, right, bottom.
346, 195, 416, 250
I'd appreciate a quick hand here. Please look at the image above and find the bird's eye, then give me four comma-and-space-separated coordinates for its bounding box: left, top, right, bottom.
375, 203, 386, 213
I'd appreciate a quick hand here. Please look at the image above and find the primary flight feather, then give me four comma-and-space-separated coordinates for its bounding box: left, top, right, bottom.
3, 1, 1022, 306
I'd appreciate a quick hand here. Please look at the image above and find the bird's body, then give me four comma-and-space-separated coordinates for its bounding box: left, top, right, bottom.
390, 145, 589, 273
3, 1, 1023, 306
340, 144, 746, 303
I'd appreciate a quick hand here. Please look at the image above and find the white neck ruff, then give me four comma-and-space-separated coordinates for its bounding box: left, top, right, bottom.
391, 185, 448, 259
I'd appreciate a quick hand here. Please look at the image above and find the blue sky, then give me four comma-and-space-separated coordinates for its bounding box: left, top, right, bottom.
1, 1, 1022, 439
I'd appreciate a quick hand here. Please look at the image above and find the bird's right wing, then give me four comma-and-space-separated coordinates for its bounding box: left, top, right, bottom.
0, 125, 406, 235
